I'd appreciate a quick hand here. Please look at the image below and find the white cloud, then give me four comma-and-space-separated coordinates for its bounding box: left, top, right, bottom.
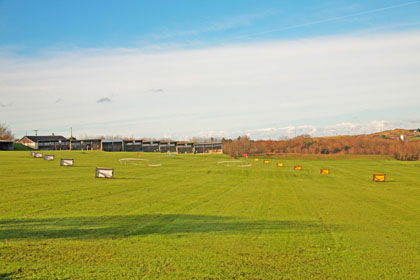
194, 119, 420, 140
0, 31, 419, 138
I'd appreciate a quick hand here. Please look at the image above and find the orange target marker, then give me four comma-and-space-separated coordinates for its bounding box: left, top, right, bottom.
373, 174, 386, 182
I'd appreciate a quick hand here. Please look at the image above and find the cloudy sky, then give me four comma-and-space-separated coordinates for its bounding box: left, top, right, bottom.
1, 0, 420, 139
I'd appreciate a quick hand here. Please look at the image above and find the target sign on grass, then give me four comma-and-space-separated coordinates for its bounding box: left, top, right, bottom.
44, 155, 55, 161
96, 168, 114, 178
373, 174, 386, 182
60, 158, 74, 166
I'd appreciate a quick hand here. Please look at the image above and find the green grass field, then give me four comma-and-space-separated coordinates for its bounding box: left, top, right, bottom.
0, 151, 419, 279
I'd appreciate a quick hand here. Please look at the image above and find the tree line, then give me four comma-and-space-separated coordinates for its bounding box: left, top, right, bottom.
0, 123, 13, 140
223, 134, 420, 161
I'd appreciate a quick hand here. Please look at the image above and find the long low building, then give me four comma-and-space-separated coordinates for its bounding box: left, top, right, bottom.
70, 139, 102, 150
194, 143, 223, 154
142, 140, 160, 152
18, 136, 102, 150
176, 142, 194, 153
0, 140, 14, 151
17, 135, 222, 153
18, 135, 68, 150
102, 139, 124, 152
123, 139, 142, 151
159, 141, 177, 153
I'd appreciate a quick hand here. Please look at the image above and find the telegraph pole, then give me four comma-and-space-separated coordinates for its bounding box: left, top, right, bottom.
33, 129, 38, 136
69, 127, 73, 150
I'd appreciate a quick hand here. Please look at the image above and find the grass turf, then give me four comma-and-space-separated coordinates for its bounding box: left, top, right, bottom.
0, 151, 419, 279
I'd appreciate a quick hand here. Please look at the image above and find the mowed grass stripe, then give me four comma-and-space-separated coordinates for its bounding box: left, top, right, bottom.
299, 160, 420, 277
329, 161, 419, 215
0, 153, 221, 217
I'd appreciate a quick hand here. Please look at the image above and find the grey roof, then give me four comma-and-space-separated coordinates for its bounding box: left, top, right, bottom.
102, 139, 123, 143
123, 139, 143, 142
70, 139, 101, 143
23, 135, 67, 142
73, 139, 102, 142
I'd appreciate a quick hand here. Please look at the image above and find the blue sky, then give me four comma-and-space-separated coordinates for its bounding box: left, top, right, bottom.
2, 0, 420, 51
1, 0, 420, 139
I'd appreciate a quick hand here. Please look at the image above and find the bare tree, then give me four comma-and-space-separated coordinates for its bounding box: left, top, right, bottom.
0, 123, 13, 140
223, 136, 252, 157
190, 137, 222, 143
79, 134, 124, 140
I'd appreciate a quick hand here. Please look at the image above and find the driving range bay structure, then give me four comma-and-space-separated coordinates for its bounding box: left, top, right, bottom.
0, 140, 14, 151
16, 135, 223, 153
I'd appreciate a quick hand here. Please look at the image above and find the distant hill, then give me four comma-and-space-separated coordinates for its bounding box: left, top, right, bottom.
224, 129, 420, 160
312, 128, 420, 141
371, 128, 420, 141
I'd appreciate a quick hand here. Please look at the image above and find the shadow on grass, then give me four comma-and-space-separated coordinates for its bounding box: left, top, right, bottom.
0, 214, 339, 241
0, 272, 15, 280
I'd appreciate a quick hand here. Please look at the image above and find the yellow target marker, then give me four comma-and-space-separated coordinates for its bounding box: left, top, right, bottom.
294, 165, 302, 170
373, 174, 386, 182
263, 160, 270, 164
320, 168, 329, 175
277, 162, 284, 167
254, 158, 259, 162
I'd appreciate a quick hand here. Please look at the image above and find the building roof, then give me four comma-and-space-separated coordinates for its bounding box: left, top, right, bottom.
102, 139, 123, 143
123, 139, 143, 143
74, 139, 102, 142
176, 141, 193, 145
22, 135, 67, 142
71, 139, 101, 143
